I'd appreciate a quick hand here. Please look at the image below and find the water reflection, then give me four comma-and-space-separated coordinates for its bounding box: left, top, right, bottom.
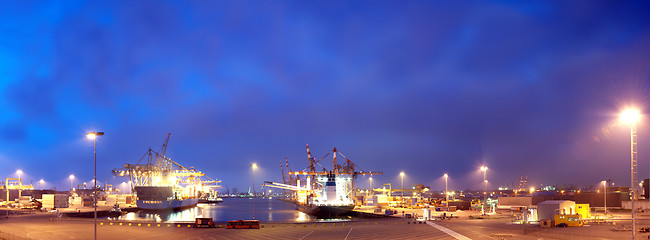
110, 198, 350, 222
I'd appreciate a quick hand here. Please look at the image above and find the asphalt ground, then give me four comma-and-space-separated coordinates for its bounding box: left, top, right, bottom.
2, 211, 650, 240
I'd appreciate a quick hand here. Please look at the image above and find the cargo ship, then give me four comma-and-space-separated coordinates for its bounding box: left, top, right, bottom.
113, 133, 221, 211
295, 172, 355, 217
135, 186, 199, 210
264, 145, 382, 217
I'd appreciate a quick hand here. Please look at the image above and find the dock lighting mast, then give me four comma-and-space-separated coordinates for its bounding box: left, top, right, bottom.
87, 131, 104, 240
602, 180, 607, 214
251, 163, 258, 220
444, 173, 448, 206
16, 170, 22, 199
620, 108, 640, 239
480, 166, 488, 214
369, 177, 373, 194
69, 175, 74, 190
400, 172, 405, 206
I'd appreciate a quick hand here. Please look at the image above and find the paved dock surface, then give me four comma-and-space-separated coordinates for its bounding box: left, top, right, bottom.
1, 211, 649, 239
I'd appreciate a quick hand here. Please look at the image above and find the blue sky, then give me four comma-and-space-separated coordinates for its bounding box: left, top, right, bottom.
1, 0, 650, 192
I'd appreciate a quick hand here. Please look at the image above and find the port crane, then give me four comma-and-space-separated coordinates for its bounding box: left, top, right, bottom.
267, 145, 382, 200
111, 133, 220, 195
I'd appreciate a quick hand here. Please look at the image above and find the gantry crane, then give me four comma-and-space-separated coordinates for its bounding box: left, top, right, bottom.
111, 133, 220, 195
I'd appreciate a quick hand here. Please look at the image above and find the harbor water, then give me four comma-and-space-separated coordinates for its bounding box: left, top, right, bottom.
112, 198, 352, 222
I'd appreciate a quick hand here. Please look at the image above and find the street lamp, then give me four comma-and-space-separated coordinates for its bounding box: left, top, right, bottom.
602, 180, 607, 214
369, 177, 373, 195
16, 170, 22, 199
443, 173, 448, 207
251, 163, 257, 220
480, 166, 488, 214
69, 174, 75, 190
400, 172, 405, 206
87, 131, 104, 240
620, 108, 640, 238
39, 179, 44, 190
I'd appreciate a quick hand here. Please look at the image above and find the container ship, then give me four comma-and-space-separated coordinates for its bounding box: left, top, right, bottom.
113, 133, 220, 210
264, 145, 382, 217
134, 186, 199, 210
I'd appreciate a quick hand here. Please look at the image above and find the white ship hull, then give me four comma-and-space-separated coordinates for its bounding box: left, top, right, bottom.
136, 198, 199, 210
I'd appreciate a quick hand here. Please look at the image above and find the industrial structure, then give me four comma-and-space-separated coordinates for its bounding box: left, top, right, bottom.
111, 133, 220, 209
264, 145, 383, 216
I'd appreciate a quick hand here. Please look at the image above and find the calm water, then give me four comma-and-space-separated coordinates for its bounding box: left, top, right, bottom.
111, 198, 351, 222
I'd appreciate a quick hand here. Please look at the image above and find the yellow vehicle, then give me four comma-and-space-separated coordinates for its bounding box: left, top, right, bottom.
575, 204, 590, 219
554, 214, 583, 227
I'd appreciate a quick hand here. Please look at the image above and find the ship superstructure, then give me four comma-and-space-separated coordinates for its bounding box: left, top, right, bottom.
264, 145, 382, 217
112, 133, 220, 210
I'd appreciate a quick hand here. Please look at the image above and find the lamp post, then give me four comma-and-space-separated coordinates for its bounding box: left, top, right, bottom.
69, 175, 75, 191
443, 173, 448, 207
369, 177, 373, 195
620, 108, 640, 239
480, 166, 488, 214
400, 172, 405, 206
602, 180, 607, 214
16, 170, 22, 199
87, 131, 103, 240
39, 179, 44, 190
251, 163, 257, 220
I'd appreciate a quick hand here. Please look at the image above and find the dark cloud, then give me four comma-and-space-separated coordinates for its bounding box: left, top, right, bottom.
0, 0, 649, 191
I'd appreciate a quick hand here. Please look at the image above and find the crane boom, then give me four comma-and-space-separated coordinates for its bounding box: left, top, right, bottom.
281, 160, 287, 184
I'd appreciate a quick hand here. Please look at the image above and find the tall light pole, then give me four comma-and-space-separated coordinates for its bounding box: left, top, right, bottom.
443, 173, 448, 207
400, 172, 405, 206
602, 180, 607, 214
16, 170, 22, 199
480, 166, 488, 214
69, 175, 75, 191
369, 177, 373, 194
620, 108, 640, 238
87, 131, 103, 240
251, 163, 257, 220
39, 179, 44, 190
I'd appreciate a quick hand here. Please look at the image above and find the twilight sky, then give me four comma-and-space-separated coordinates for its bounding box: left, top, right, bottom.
1, 0, 650, 193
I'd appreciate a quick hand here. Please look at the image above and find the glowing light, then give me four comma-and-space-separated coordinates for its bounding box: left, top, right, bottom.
251, 163, 258, 169
620, 108, 641, 125
529, 187, 535, 193
16, 170, 22, 175
443, 173, 448, 178
39, 179, 44, 184
87, 132, 96, 139
400, 172, 405, 176
69, 174, 75, 180
480, 166, 487, 172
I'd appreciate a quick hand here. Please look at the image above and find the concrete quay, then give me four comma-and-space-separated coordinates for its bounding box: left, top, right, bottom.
1, 209, 649, 239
